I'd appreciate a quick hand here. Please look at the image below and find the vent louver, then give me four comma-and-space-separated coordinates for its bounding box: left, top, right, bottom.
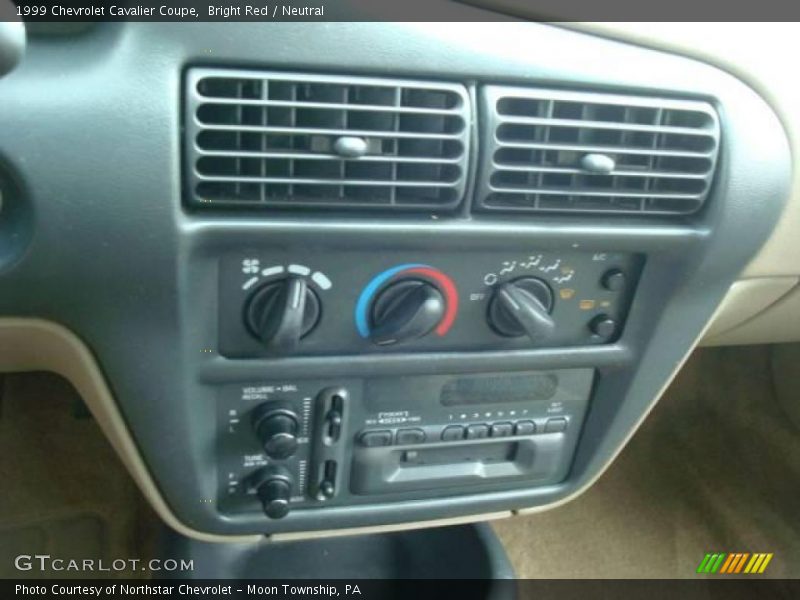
476, 86, 720, 216
185, 69, 471, 211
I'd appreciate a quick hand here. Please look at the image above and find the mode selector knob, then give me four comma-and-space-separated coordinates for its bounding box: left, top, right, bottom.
244, 276, 321, 354
251, 466, 293, 520
369, 279, 445, 345
487, 277, 556, 344
251, 402, 299, 460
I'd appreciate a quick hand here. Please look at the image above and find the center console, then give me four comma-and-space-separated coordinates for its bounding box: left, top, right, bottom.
216, 248, 640, 519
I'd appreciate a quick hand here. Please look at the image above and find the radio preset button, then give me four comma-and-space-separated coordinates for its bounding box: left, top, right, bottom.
466, 424, 490, 440
490, 422, 514, 438
544, 417, 568, 433
514, 420, 536, 436
396, 428, 426, 445
441, 425, 465, 442
359, 430, 393, 447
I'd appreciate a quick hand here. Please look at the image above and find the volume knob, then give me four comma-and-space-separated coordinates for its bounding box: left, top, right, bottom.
251, 402, 299, 460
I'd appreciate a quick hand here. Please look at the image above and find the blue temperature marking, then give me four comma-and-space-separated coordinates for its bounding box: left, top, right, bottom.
354, 263, 430, 337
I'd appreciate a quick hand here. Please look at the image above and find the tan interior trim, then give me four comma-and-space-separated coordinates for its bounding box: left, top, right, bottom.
0, 318, 262, 544
704, 285, 800, 347
271, 511, 511, 542
701, 276, 799, 342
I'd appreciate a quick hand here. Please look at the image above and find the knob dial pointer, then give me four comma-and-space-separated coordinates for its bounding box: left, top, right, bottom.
488, 277, 556, 343
369, 280, 445, 345
244, 276, 320, 353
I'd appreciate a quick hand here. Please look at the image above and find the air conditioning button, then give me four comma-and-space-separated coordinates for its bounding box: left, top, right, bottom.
601, 269, 626, 292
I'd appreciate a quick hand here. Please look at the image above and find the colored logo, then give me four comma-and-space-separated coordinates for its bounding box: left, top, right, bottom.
354, 263, 458, 338
696, 552, 773, 575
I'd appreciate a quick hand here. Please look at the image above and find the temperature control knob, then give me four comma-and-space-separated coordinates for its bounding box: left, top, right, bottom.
244, 276, 320, 353
251, 402, 299, 460
369, 280, 445, 345
487, 277, 556, 343
251, 466, 293, 520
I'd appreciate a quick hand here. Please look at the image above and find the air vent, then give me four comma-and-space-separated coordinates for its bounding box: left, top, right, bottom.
476, 86, 720, 216
185, 69, 471, 211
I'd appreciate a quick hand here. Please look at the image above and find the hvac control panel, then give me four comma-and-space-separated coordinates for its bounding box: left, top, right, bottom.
217, 369, 594, 519
218, 250, 642, 357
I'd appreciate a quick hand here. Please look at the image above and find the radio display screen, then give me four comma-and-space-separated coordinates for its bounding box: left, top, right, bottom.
440, 373, 559, 406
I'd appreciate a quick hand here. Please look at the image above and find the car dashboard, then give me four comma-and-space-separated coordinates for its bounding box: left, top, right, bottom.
0, 18, 793, 541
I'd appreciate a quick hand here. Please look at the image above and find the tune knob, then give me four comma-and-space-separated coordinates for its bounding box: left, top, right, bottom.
487, 277, 556, 343
251, 466, 293, 520
244, 276, 320, 353
251, 402, 299, 460
369, 279, 445, 345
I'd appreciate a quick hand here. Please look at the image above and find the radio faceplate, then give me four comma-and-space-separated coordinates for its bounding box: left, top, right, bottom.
217, 369, 594, 518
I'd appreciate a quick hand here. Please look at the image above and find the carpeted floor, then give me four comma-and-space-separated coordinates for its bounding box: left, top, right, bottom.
1, 345, 799, 579
493, 344, 800, 578
0, 373, 158, 579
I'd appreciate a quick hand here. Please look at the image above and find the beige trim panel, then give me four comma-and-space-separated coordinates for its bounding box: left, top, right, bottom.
701, 277, 799, 342
704, 285, 800, 346
0, 318, 261, 544
271, 511, 511, 542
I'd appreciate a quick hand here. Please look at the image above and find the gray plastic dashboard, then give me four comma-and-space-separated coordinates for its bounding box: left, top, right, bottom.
0, 20, 790, 536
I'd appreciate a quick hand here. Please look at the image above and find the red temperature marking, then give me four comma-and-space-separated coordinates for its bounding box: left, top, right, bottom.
405, 267, 458, 336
